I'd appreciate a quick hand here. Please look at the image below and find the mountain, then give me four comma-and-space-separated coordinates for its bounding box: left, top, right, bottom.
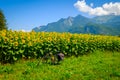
33, 15, 91, 32
33, 15, 120, 35
93, 15, 120, 35
93, 15, 120, 27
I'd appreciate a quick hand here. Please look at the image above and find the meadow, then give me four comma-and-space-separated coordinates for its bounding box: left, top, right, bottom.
0, 51, 120, 80
0, 30, 120, 80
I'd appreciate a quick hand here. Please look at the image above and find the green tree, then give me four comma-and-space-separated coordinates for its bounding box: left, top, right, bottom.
0, 9, 7, 30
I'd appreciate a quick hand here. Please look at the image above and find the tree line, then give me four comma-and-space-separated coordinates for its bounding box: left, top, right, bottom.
0, 9, 7, 30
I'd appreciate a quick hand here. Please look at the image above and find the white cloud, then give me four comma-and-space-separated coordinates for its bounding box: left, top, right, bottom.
90, 3, 93, 7
74, 0, 91, 13
15, 29, 31, 32
21, 29, 31, 32
74, 0, 120, 16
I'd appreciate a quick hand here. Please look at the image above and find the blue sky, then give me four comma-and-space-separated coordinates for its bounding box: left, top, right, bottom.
0, 0, 120, 31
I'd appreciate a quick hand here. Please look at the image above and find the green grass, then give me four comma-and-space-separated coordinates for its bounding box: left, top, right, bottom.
0, 51, 120, 80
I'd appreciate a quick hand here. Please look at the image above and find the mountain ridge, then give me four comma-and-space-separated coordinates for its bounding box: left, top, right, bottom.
33, 15, 120, 35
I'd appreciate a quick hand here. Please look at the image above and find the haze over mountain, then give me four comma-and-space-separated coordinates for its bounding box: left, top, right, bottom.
33, 14, 120, 35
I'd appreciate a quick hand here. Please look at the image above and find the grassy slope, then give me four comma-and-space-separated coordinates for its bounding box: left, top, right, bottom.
0, 51, 120, 80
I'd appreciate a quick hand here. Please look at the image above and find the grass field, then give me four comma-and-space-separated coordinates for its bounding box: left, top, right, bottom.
0, 51, 120, 80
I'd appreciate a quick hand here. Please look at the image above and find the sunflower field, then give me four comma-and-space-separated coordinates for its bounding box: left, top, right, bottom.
0, 30, 120, 63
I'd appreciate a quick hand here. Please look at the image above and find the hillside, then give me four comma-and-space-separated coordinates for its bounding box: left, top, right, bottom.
33, 15, 120, 35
